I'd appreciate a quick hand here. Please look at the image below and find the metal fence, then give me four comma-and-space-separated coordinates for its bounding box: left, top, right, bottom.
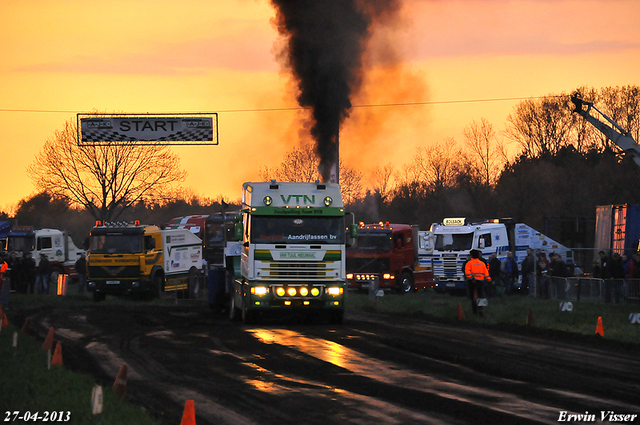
532, 277, 640, 304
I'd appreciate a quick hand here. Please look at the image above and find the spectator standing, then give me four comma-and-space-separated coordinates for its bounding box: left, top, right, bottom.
549, 253, 568, 299
8, 251, 24, 294
501, 251, 519, 295
536, 253, 550, 298
0, 253, 10, 309
521, 248, 535, 296
607, 252, 624, 303
75, 253, 87, 294
464, 249, 490, 316
36, 254, 51, 294
21, 252, 37, 294
594, 251, 610, 279
487, 253, 501, 297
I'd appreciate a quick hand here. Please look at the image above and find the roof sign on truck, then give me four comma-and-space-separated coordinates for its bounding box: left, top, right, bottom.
443, 218, 467, 226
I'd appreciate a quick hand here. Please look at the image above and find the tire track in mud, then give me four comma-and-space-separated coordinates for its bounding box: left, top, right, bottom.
19, 304, 640, 425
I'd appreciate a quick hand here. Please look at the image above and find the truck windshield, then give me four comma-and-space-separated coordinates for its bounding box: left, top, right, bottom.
435, 233, 474, 251
7, 236, 35, 252
90, 235, 143, 254
348, 230, 392, 251
251, 216, 344, 244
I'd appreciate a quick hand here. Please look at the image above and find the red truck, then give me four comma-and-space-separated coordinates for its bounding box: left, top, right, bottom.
346, 222, 433, 293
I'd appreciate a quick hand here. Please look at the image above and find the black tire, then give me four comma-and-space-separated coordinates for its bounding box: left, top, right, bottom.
229, 293, 241, 321
188, 268, 202, 299
399, 272, 413, 294
93, 291, 106, 302
242, 303, 255, 324
148, 273, 163, 300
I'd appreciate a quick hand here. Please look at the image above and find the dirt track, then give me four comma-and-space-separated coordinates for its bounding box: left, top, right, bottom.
11, 300, 640, 425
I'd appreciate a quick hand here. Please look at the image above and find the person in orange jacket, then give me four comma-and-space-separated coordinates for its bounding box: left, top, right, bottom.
464, 249, 490, 316
0, 253, 9, 309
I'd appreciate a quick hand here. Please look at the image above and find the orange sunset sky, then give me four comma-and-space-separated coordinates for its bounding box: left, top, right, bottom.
1, 0, 639, 212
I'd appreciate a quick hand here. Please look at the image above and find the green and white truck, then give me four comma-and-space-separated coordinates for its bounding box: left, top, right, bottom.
230, 181, 357, 324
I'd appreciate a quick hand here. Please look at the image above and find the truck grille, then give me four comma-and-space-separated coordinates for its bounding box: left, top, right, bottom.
442, 256, 460, 278
88, 266, 140, 279
258, 261, 333, 280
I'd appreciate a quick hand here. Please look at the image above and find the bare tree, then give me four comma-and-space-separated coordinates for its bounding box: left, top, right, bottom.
505, 94, 575, 157
259, 142, 364, 204
339, 164, 364, 205
259, 142, 320, 183
412, 138, 466, 192
371, 163, 395, 202
27, 119, 187, 222
463, 118, 504, 186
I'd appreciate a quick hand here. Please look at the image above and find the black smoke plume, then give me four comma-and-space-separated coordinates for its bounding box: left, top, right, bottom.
270, 0, 401, 182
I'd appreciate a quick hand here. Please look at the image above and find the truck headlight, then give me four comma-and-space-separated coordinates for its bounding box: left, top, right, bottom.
311, 287, 320, 297
251, 286, 269, 296
346, 273, 353, 279
287, 287, 297, 297
326, 287, 343, 296
299, 287, 309, 296
276, 287, 286, 297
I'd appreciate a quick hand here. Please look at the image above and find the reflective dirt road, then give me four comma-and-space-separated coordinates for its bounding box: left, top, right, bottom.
22, 304, 640, 425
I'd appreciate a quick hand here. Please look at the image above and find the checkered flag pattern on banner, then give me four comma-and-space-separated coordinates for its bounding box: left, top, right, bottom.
82, 129, 213, 143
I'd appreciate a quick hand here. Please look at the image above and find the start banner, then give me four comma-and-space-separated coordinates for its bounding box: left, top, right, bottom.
77, 114, 218, 145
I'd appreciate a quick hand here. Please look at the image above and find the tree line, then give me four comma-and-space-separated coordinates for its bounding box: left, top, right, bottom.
3, 85, 639, 249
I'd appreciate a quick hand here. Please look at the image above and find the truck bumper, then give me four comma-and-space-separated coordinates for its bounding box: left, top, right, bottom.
88, 279, 148, 295
239, 281, 346, 313
433, 280, 466, 292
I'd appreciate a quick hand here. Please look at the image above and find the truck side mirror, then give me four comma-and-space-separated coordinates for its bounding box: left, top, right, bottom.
478, 239, 485, 249
349, 224, 358, 239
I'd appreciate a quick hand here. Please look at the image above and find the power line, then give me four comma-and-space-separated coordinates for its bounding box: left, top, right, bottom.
0, 95, 558, 114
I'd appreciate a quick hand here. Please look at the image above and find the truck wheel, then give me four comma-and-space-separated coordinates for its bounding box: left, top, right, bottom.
229, 294, 241, 321
242, 304, 255, 324
399, 272, 413, 294
188, 267, 201, 299
148, 273, 163, 300
93, 291, 106, 302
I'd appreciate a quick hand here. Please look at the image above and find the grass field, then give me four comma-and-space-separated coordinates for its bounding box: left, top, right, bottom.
0, 320, 163, 425
346, 290, 640, 344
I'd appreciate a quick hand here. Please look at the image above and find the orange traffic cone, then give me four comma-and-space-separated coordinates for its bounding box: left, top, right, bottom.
457, 303, 465, 321
180, 400, 196, 425
21, 317, 31, 334
526, 308, 534, 326
595, 316, 604, 337
51, 341, 63, 366
42, 327, 55, 351
112, 364, 128, 398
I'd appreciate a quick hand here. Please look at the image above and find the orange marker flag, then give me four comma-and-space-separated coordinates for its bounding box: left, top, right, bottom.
42, 327, 55, 351
180, 400, 196, 425
112, 364, 128, 398
526, 308, 534, 326
51, 341, 63, 366
595, 316, 604, 337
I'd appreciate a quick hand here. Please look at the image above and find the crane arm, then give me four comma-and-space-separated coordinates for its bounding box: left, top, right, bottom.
571, 94, 640, 166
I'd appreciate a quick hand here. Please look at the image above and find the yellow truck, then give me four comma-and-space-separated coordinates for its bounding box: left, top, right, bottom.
87, 222, 203, 301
